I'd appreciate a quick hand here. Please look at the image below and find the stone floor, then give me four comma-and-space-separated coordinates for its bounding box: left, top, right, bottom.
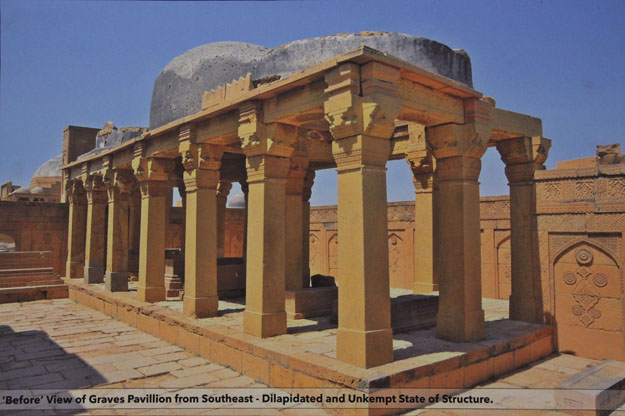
2, 298, 624, 415
116, 283, 512, 361
407, 353, 625, 415
0, 298, 324, 415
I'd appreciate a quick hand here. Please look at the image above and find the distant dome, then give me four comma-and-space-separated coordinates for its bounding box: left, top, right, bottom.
149, 32, 473, 129
32, 155, 62, 178
30, 187, 45, 194
228, 193, 245, 208
13, 187, 30, 194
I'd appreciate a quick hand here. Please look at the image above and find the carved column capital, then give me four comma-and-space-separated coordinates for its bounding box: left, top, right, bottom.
426, 122, 490, 161
104, 169, 133, 202
302, 168, 316, 202
217, 180, 232, 199
66, 179, 87, 205
332, 135, 391, 172
82, 174, 107, 204
324, 63, 401, 141
497, 136, 551, 184
238, 103, 297, 158
405, 123, 435, 178
286, 155, 310, 195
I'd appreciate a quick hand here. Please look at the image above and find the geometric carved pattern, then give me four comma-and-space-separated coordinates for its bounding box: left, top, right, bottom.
575, 180, 594, 199
607, 178, 625, 197
544, 183, 562, 200
572, 277, 601, 327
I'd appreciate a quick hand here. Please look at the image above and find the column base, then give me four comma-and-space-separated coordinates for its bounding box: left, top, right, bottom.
436, 309, 485, 342
183, 295, 218, 318
66, 261, 83, 279
105, 271, 128, 292
243, 310, 286, 338
414, 282, 439, 294
83, 265, 104, 284
137, 286, 166, 303
336, 327, 393, 368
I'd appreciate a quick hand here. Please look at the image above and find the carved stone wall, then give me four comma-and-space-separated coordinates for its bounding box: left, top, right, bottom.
309, 199, 511, 291
0, 201, 68, 275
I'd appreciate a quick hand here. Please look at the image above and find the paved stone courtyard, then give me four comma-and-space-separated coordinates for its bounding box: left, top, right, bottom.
1, 298, 624, 415
0, 299, 324, 415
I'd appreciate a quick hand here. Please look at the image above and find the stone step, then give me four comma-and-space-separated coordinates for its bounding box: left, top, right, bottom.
0, 267, 55, 276
0, 251, 52, 269
556, 360, 625, 416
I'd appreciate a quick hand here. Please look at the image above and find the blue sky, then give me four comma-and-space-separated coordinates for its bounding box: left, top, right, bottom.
1, 0, 623, 205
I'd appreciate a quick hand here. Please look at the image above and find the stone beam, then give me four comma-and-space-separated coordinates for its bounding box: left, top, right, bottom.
491, 107, 543, 141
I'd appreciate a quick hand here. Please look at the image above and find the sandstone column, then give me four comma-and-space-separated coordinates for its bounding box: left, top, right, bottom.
240, 180, 248, 261
179, 124, 222, 318
239, 103, 295, 338
426, 98, 492, 342
104, 169, 131, 292
83, 174, 107, 284
324, 62, 400, 367
405, 123, 438, 293
497, 136, 551, 323
65, 179, 87, 279
285, 154, 309, 290
216, 180, 232, 258
127, 184, 141, 275
301, 168, 315, 288
133, 150, 174, 303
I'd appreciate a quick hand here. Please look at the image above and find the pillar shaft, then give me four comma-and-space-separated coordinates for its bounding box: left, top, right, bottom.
216, 181, 232, 258
183, 169, 220, 318
412, 173, 438, 293
65, 181, 87, 279
434, 155, 485, 342
137, 181, 168, 302
243, 155, 290, 338
84, 177, 107, 284
333, 135, 393, 368
105, 182, 129, 292
497, 136, 551, 323
301, 169, 315, 288
128, 189, 141, 274
285, 157, 309, 291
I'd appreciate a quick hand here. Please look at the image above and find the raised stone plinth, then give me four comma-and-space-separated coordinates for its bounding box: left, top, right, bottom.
66, 278, 554, 415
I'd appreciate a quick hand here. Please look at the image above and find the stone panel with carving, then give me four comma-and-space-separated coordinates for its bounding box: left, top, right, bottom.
553, 240, 624, 360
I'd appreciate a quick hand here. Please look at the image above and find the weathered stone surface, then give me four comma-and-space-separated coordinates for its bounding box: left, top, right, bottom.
149, 32, 473, 129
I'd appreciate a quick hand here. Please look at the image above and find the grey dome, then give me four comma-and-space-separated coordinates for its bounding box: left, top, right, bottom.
14, 187, 30, 194
32, 155, 62, 178
31, 187, 45, 194
149, 32, 473, 129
